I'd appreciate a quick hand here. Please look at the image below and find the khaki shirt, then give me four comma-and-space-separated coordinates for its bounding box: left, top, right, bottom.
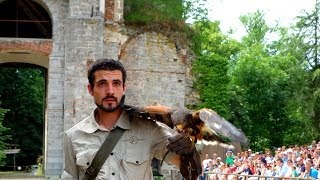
61, 109, 179, 180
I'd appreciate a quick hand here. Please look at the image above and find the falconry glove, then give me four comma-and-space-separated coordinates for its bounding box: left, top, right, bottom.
167, 133, 202, 180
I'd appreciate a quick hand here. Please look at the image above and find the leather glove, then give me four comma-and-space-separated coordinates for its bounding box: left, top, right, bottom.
166, 133, 195, 155
180, 151, 202, 180
166, 133, 201, 180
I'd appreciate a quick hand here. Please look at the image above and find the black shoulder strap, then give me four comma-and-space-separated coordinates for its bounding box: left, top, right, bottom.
83, 127, 125, 180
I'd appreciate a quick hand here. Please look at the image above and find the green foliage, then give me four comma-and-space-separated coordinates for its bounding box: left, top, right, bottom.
291, 0, 320, 140
230, 48, 303, 148
191, 21, 241, 118
125, 0, 183, 24
273, 24, 320, 142
124, 0, 208, 27
239, 10, 269, 45
123, 0, 209, 66
183, 0, 208, 22
153, 176, 165, 180
228, 10, 318, 150
0, 108, 10, 166
0, 67, 45, 166
193, 53, 229, 116
295, 0, 320, 69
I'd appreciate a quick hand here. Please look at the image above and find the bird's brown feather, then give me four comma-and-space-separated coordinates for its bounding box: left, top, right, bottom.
124, 105, 230, 143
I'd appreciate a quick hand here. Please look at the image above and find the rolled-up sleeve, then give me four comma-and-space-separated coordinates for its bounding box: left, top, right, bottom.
151, 122, 181, 166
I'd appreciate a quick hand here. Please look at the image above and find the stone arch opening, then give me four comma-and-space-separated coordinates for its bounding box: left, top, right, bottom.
0, 0, 52, 38
0, 62, 47, 173
0, 50, 49, 68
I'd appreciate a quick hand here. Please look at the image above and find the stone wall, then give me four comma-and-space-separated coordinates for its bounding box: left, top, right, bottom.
44, 0, 68, 177
121, 32, 188, 107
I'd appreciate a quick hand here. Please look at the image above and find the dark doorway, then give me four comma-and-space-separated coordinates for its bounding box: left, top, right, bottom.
0, 63, 46, 173
0, 0, 52, 38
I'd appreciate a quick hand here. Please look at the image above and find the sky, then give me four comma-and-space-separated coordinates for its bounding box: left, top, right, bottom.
206, 0, 315, 39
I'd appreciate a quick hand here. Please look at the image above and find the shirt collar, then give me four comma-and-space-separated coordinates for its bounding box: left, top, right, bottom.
114, 110, 131, 130
80, 108, 131, 134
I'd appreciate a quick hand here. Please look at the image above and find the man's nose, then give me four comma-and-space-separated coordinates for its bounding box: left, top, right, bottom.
105, 83, 115, 94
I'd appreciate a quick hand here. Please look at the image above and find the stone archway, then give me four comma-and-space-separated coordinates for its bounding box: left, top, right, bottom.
0, 39, 52, 68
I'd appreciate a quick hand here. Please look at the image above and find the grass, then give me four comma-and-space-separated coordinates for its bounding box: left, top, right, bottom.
0, 171, 44, 178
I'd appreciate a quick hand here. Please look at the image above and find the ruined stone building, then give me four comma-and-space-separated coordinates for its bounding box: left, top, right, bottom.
0, 0, 196, 178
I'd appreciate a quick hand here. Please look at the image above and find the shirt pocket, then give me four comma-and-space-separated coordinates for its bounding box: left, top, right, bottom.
76, 150, 95, 172
124, 137, 150, 165
120, 138, 152, 179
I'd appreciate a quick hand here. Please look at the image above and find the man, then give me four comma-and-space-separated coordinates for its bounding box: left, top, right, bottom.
265, 151, 273, 163
216, 157, 222, 166
61, 59, 201, 180
296, 157, 305, 176
211, 153, 218, 165
301, 158, 319, 179
286, 148, 293, 161
202, 154, 211, 170
284, 159, 294, 178
275, 158, 288, 179
225, 150, 235, 166
200, 154, 211, 180
312, 149, 320, 169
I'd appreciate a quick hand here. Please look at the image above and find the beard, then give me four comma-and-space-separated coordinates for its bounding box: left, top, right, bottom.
96, 95, 125, 112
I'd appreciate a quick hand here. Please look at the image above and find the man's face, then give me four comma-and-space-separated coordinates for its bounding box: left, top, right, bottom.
276, 160, 282, 167
205, 154, 209, 159
305, 160, 312, 170
88, 70, 126, 112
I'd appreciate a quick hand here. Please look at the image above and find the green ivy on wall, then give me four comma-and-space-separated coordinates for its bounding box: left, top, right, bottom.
124, 0, 184, 25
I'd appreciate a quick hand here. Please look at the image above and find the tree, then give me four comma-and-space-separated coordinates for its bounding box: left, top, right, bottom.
293, 0, 320, 137
228, 11, 317, 150
270, 25, 319, 144
191, 20, 240, 118
0, 108, 9, 166
240, 11, 269, 46
295, 0, 320, 70
0, 67, 45, 167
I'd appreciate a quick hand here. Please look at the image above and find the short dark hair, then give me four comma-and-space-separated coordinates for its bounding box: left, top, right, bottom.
276, 158, 283, 163
87, 59, 127, 87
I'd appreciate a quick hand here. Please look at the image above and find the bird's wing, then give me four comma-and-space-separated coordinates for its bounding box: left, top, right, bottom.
123, 105, 248, 146
196, 108, 249, 147
123, 104, 174, 127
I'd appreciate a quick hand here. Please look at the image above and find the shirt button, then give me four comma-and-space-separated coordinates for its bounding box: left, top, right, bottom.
112, 172, 115, 175
110, 152, 113, 155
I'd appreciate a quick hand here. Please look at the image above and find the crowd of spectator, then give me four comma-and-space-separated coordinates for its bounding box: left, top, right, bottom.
200, 141, 320, 180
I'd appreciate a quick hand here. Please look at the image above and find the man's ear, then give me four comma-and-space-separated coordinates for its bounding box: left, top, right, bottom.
87, 84, 94, 96
123, 83, 126, 94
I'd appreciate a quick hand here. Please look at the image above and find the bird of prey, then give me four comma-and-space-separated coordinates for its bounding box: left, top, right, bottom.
124, 104, 249, 147
123, 104, 248, 180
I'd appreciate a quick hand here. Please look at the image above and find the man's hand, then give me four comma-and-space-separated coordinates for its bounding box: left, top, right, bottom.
166, 133, 195, 155
166, 133, 201, 180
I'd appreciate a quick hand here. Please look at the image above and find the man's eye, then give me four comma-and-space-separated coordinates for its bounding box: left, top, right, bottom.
98, 82, 106, 87
113, 81, 122, 86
